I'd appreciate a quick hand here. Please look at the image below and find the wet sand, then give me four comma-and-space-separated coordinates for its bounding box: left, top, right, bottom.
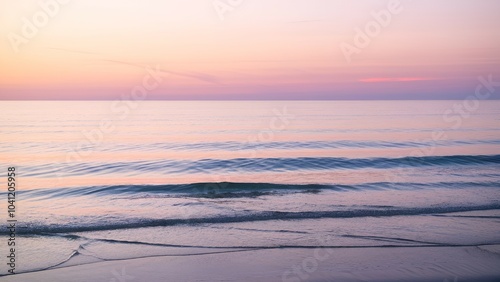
2, 245, 500, 282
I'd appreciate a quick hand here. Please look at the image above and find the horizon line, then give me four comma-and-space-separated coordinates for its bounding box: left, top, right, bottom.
1, 99, 499, 102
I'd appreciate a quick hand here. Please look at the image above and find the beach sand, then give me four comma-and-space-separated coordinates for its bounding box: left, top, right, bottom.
2, 245, 500, 282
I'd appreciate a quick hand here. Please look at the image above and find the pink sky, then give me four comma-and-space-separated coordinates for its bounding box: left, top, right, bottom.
0, 0, 499, 100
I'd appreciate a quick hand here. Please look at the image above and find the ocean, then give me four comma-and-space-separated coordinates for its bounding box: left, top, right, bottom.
1, 101, 499, 279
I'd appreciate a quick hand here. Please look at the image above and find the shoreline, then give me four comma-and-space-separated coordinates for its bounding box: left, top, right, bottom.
2, 245, 500, 282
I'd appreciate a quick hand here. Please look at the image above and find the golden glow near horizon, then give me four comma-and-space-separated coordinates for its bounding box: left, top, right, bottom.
1, 0, 499, 99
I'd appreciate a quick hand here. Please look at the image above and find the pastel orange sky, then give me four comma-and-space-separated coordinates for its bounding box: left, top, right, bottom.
1, 0, 499, 100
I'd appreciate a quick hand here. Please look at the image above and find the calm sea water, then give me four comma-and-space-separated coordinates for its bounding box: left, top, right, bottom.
1, 101, 500, 275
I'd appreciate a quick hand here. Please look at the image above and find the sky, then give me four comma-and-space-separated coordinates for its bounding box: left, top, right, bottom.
0, 0, 499, 100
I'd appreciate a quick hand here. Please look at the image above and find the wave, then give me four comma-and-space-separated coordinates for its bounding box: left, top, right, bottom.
21, 154, 500, 177
8, 203, 500, 235
117, 139, 500, 151
3, 138, 500, 153
19, 181, 500, 199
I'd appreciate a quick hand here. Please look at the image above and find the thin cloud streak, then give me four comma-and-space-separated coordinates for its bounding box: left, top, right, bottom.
45, 48, 221, 85
359, 77, 443, 83
102, 59, 221, 85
